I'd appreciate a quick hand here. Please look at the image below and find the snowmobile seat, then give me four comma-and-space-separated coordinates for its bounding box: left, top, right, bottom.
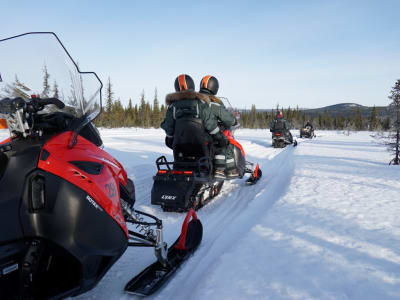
172, 117, 213, 169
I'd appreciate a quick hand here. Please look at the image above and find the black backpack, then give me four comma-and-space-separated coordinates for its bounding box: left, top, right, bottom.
274, 119, 284, 131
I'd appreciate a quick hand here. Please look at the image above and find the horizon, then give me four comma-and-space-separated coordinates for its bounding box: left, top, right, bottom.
2, 1, 400, 109
227, 102, 388, 111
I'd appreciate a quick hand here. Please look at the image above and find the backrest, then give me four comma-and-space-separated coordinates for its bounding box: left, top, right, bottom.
173, 117, 211, 162
274, 119, 285, 131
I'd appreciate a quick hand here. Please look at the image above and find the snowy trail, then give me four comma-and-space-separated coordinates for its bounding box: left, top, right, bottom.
1, 129, 400, 300
71, 128, 297, 300
155, 145, 296, 300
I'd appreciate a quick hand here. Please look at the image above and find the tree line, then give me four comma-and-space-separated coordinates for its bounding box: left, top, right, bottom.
96, 78, 390, 131
1, 66, 393, 132
95, 78, 167, 128
239, 104, 390, 131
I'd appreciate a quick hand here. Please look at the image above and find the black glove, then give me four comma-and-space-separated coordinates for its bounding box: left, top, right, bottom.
165, 136, 173, 149
214, 132, 229, 147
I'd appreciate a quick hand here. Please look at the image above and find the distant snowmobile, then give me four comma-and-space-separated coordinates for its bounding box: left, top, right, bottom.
272, 131, 297, 148
270, 111, 297, 148
300, 126, 315, 138
151, 99, 262, 212
0, 32, 202, 299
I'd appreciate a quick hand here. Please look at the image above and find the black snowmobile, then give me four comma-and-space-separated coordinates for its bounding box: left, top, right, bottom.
0, 32, 202, 299
300, 126, 315, 138
272, 131, 297, 148
151, 101, 262, 212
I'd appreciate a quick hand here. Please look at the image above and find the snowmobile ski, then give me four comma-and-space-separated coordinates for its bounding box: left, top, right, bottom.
245, 163, 262, 185
125, 209, 202, 296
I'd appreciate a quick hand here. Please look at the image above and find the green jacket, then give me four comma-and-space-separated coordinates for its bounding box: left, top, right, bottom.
161, 91, 220, 137
270, 118, 291, 132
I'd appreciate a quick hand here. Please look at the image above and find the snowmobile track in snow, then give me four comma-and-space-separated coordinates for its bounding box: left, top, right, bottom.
152, 142, 297, 299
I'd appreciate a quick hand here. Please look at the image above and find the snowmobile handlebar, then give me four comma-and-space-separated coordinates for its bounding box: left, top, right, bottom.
0, 97, 65, 115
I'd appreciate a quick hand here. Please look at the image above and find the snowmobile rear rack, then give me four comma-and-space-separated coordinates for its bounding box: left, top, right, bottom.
155, 155, 213, 177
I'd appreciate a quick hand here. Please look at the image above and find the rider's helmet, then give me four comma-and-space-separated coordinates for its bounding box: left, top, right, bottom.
199, 75, 219, 95
174, 74, 195, 92
276, 111, 283, 119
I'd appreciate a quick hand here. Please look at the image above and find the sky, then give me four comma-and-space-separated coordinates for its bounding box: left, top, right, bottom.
2, 0, 400, 109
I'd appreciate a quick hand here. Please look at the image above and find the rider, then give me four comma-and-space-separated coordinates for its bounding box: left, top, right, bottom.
305, 120, 314, 130
270, 110, 293, 143
199, 75, 238, 179
160, 74, 227, 164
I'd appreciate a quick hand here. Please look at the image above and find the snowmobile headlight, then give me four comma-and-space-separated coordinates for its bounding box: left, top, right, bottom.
30, 176, 45, 211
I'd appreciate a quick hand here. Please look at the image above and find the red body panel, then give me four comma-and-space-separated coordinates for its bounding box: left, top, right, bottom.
38, 131, 128, 237
0, 137, 11, 145
223, 130, 245, 158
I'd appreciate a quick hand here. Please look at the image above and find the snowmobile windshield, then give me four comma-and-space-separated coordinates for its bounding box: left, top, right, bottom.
219, 96, 241, 121
0, 32, 102, 121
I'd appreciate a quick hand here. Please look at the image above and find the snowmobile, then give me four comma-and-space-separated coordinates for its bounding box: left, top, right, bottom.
0, 32, 202, 299
271, 131, 297, 148
151, 98, 262, 212
300, 126, 315, 138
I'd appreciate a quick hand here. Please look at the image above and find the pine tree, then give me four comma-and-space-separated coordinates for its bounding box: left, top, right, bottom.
382, 116, 391, 130
41, 65, 50, 98
144, 101, 152, 128
336, 114, 345, 130
318, 114, 323, 128
354, 107, 363, 130
250, 104, 257, 128
111, 98, 125, 127
160, 104, 166, 119
68, 71, 79, 107
369, 106, 379, 131
152, 88, 161, 128
52, 81, 59, 99
125, 98, 135, 126
134, 104, 139, 127
105, 77, 114, 113
388, 79, 400, 165
139, 90, 146, 127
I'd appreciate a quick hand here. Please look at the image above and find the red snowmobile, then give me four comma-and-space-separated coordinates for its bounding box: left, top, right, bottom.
151, 98, 262, 212
0, 32, 202, 299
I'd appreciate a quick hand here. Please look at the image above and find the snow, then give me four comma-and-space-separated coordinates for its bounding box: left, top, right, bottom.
1, 128, 400, 299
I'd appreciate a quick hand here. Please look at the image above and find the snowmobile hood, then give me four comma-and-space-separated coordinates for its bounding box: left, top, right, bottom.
165, 91, 223, 106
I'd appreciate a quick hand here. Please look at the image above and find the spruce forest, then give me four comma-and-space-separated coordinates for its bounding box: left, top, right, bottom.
95, 78, 391, 131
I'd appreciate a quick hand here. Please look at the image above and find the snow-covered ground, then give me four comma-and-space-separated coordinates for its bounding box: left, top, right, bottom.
1, 128, 399, 300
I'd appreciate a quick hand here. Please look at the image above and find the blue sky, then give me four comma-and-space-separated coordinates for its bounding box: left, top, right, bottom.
2, 0, 400, 109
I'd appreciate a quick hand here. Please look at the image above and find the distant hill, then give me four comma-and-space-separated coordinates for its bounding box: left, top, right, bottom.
246, 103, 390, 118
304, 103, 388, 118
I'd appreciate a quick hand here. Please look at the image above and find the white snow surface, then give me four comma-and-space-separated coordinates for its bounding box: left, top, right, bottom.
1, 128, 399, 300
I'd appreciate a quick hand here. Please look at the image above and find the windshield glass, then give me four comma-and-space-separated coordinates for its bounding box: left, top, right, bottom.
0, 32, 102, 121
219, 96, 241, 120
